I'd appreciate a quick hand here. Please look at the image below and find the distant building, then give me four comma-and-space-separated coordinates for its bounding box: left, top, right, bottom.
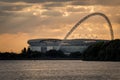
27, 39, 108, 53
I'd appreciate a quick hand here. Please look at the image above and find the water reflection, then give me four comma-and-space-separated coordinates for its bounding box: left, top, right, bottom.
0, 60, 120, 80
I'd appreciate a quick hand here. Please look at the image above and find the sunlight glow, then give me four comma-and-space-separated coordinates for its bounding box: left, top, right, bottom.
63, 12, 69, 17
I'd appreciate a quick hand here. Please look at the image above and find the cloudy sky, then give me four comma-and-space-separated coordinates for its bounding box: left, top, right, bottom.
0, 0, 120, 53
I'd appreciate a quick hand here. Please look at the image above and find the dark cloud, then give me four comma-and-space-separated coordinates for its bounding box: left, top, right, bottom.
71, 0, 120, 6
0, 11, 12, 16
41, 10, 63, 16
0, 16, 41, 34
0, 0, 119, 36
0, 0, 120, 6
43, 2, 65, 8
0, 0, 72, 3
0, 5, 30, 12
0, 2, 31, 16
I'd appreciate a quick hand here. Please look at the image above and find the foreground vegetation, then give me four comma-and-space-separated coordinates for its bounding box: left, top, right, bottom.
83, 39, 120, 61
0, 49, 81, 60
0, 39, 120, 61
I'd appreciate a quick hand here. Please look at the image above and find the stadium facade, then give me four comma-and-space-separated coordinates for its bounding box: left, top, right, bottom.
27, 39, 108, 53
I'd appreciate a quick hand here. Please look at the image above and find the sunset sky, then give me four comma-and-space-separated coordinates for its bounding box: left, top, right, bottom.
0, 0, 120, 53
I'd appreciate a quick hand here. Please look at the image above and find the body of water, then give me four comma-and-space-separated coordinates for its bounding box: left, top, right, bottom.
0, 60, 120, 80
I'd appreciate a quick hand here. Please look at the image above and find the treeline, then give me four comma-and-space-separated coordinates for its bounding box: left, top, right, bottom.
82, 39, 120, 61
0, 39, 120, 61
0, 49, 82, 60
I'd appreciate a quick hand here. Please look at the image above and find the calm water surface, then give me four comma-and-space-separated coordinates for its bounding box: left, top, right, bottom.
0, 60, 120, 80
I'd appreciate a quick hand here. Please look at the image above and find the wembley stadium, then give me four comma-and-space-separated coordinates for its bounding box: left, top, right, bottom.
27, 39, 108, 53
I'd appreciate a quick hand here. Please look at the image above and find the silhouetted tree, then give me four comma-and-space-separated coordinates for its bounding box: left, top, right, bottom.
21, 47, 27, 54
83, 39, 120, 61
27, 47, 32, 54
